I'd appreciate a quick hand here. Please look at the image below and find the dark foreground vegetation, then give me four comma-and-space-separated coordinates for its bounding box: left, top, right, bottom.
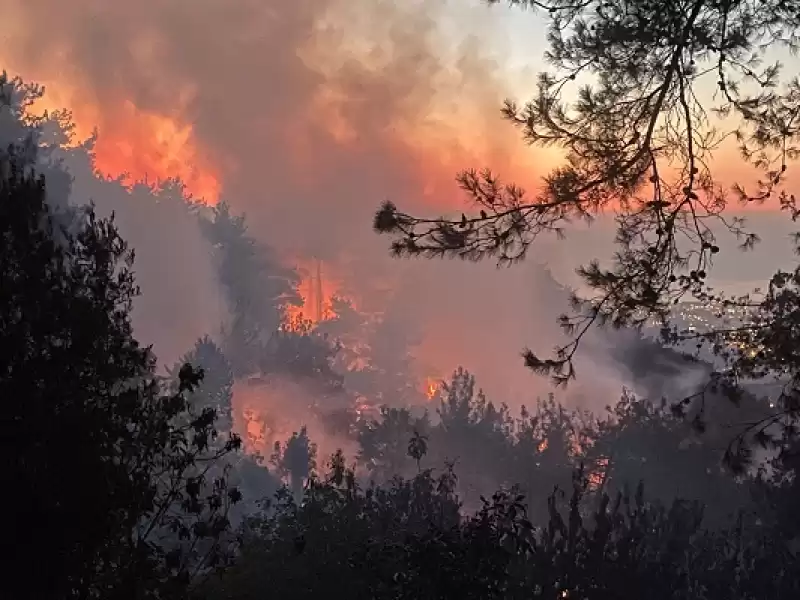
11, 0, 800, 597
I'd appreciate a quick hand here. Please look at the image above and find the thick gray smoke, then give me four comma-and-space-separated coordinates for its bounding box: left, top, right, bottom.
0, 0, 658, 413
63, 150, 230, 365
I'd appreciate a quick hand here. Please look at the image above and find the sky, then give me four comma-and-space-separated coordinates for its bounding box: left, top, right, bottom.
1, 0, 799, 406
473, 3, 800, 295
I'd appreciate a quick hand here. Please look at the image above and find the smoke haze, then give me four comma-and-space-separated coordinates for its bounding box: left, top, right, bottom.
1, 0, 650, 414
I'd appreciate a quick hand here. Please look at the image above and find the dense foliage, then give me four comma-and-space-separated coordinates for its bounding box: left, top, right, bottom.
197, 201, 301, 378
1, 82, 241, 599
355, 367, 757, 526
169, 336, 236, 433
202, 444, 800, 600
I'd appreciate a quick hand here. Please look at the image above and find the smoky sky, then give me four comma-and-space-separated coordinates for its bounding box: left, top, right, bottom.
0, 0, 643, 407
1, 0, 555, 250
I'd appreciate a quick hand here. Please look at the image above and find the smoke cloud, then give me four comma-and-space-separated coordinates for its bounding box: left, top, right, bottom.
0, 0, 632, 410
65, 156, 231, 366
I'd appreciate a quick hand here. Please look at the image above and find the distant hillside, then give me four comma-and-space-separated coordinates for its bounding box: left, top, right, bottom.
537, 265, 774, 438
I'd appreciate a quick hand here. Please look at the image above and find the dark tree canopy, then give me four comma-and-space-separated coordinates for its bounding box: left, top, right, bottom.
585, 392, 750, 525
199, 201, 301, 377
1, 122, 241, 599
358, 405, 432, 481
201, 447, 800, 600
270, 425, 319, 501
170, 335, 236, 433
355, 368, 746, 525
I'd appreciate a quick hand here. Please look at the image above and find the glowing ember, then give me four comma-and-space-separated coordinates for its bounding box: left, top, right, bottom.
354, 398, 380, 422
587, 457, 610, 491
90, 101, 221, 204
423, 377, 441, 401
29, 91, 221, 204
284, 257, 349, 326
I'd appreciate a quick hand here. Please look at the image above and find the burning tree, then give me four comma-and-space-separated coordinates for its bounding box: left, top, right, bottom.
198, 200, 302, 377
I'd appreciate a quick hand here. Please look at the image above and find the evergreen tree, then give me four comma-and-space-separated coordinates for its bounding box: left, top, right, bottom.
169, 335, 235, 433
261, 319, 345, 394
374, 0, 800, 468
270, 426, 318, 502
358, 406, 432, 481
199, 201, 301, 376
585, 391, 748, 526
2, 130, 240, 599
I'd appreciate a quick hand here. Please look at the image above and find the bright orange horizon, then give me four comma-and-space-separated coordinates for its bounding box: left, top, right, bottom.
23, 82, 787, 214
16, 71, 787, 219
2, 0, 793, 217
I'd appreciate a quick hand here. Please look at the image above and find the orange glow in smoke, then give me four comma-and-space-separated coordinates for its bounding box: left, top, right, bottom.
233, 381, 292, 459
28, 88, 221, 204
284, 257, 351, 326
423, 377, 441, 401
90, 100, 222, 204
241, 405, 269, 457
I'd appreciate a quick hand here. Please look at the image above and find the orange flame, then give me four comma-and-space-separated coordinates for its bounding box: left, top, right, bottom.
89, 100, 222, 203
5, 62, 552, 419
240, 405, 269, 457
233, 381, 294, 459
28, 89, 221, 204
284, 257, 352, 327
423, 377, 441, 401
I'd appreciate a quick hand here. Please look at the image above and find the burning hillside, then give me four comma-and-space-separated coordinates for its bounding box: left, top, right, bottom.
0, 0, 642, 439
283, 258, 347, 326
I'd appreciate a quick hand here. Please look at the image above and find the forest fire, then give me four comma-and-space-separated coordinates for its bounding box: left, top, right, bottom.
284, 257, 345, 326
0, 0, 560, 431
8, 1, 800, 596
424, 377, 441, 401
232, 378, 361, 465
239, 405, 270, 458
24, 87, 222, 203
14, 81, 551, 423
232, 380, 303, 459
88, 101, 222, 204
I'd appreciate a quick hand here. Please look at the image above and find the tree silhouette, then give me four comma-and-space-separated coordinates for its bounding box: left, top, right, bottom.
510, 394, 584, 523
270, 426, 318, 502
433, 369, 517, 507
198, 201, 301, 376
359, 406, 431, 481
373, 0, 800, 469
201, 454, 800, 600
584, 391, 748, 525
1, 132, 241, 598
169, 335, 235, 433
261, 320, 345, 393
357, 369, 588, 519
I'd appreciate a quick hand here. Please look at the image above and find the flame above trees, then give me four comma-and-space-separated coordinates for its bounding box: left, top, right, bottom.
27, 87, 221, 203
283, 257, 348, 327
